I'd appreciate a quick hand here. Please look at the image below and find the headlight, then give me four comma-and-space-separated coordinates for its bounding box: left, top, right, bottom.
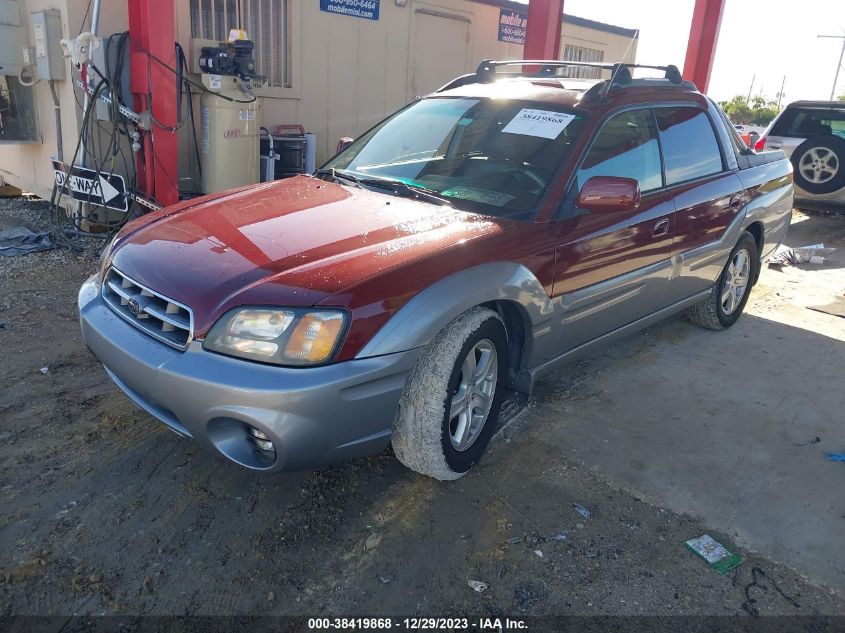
203, 307, 347, 366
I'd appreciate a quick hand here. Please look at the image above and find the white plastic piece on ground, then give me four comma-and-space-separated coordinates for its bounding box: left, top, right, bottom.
769, 243, 835, 265
467, 580, 488, 593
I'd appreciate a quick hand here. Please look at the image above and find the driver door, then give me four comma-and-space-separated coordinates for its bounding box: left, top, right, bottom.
550, 108, 676, 353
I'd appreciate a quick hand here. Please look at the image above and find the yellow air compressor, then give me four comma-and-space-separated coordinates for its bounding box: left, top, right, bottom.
198, 39, 261, 194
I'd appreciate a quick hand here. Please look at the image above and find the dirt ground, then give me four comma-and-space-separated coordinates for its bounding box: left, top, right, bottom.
1, 199, 844, 619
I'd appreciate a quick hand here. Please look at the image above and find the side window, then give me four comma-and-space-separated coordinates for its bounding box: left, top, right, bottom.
577, 109, 662, 193
655, 108, 724, 185
771, 108, 845, 138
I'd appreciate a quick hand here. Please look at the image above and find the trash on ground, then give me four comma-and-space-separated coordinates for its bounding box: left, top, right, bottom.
364, 532, 382, 550
506, 536, 524, 545
534, 549, 543, 558
685, 534, 743, 574
573, 503, 591, 519
824, 452, 845, 462
554, 532, 567, 541
807, 296, 845, 319
39, 367, 49, 374
467, 580, 488, 593
769, 243, 835, 266
377, 574, 393, 585
0, 226, 56, 257
794, 436, 821, 447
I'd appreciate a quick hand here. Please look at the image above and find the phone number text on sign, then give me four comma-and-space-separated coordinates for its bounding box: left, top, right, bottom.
320, 0, 380, 20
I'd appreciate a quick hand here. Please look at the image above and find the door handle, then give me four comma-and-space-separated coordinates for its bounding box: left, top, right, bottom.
729, 195, 743, 210
652, 218, 670, 237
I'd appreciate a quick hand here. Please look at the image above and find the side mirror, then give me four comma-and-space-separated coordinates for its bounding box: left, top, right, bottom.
336, 137, 354, 154
576, 176, 641, 212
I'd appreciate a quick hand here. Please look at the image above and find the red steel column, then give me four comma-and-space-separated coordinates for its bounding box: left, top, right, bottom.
523, 0, 564, 61
129, 0, 179, 206
682, 0, 726, 94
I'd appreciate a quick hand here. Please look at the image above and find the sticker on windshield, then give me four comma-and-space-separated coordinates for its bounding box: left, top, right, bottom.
441, 186, 515, 207
501, 109, 576, 139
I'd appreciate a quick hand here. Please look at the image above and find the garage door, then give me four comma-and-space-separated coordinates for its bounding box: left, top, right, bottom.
409, 6, 471, 98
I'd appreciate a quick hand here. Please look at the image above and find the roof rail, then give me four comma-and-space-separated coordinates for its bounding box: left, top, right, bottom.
436, 59, 696, 95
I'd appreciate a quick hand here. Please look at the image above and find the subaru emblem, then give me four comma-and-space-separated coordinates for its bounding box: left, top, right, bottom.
127, 297, 142, 316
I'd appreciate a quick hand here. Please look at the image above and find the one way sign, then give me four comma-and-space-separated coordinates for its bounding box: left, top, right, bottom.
53, 161, 129, 213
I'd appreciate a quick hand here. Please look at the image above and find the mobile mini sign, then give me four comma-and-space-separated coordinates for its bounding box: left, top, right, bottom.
53, 161, 129, 213
498, 8, 527, 45
320, 0, 380, 21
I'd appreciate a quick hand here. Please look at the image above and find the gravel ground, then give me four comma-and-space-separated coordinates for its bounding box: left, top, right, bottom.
1, 198, 843, 622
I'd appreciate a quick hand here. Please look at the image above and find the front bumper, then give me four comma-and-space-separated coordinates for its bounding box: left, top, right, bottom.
78, 276, 421, 472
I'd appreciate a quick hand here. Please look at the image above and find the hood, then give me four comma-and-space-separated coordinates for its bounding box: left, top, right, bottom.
110, 176, 506, 335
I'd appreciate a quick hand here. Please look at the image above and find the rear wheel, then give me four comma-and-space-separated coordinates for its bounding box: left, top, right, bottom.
687, 232, 758, 330
391, 307, 508, 481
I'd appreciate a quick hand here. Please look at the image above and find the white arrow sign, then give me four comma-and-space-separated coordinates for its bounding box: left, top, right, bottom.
52, 160, 128, 212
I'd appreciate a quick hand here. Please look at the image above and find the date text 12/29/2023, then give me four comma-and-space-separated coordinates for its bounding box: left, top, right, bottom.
307, 617, 528, 630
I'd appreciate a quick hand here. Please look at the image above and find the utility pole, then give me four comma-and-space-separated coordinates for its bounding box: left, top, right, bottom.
777, 75, 786, 109
818, 35, 845, 100
746, 74, 755, 105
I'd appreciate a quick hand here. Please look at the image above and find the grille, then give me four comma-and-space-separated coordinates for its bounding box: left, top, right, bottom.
101, 267, 194, 350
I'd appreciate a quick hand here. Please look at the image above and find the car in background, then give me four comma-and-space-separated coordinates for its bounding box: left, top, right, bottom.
755, 101, 845, 213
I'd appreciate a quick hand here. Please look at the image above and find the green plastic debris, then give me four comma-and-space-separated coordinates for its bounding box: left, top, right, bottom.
685, 535, 743, 574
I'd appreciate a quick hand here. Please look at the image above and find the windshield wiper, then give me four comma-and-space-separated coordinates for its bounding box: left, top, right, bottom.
357, 177, 452, 206
313, 168, 360, 185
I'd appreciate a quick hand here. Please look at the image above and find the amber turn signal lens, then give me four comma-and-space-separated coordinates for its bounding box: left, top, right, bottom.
284, 312, 345, 363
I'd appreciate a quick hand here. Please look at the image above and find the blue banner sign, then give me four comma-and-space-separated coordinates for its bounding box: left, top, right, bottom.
498, 8, 527, 44
320, 0, 380, 20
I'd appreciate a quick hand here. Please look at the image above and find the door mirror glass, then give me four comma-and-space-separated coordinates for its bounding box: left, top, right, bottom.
576, 176, 641, 212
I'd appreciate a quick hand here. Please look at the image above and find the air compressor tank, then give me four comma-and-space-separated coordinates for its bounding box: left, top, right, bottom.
199, 73, 260, 194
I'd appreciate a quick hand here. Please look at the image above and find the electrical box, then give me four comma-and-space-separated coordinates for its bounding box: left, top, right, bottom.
30, 9, 64, 80
0, 0, 25, 76
92, 32, 131, 120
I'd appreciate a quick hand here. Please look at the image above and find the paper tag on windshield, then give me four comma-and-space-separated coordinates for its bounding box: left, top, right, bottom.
502, 109, 576, 139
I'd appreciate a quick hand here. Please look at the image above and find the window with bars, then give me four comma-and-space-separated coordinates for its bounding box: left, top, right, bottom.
189, 0, 290, 88
563, 45, 605, 79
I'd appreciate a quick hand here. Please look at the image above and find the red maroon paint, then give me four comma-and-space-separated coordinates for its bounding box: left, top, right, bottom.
106, 78, 782, 362
576, 176, 641, 212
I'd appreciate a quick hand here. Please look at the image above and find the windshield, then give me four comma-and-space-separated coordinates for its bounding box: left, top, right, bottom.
323, 97, 586, 219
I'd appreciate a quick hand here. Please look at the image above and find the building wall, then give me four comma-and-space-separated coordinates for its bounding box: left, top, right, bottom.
0, 0, 637, 202
0, 0, 128, 199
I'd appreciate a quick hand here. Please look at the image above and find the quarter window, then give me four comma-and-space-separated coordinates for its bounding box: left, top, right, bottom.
577, 109, 663, 192
655, 108, 723, 185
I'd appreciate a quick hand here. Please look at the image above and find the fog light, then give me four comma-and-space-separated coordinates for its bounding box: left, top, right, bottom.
247, 426, 276, 456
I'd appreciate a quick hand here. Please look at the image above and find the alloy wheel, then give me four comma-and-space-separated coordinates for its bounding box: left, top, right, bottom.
721, 248, 750, 315
798, 147, 839, 185
448, 339, 498, 452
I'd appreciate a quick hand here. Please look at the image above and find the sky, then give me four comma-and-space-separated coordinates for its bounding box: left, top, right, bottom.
514, 0, 845, 103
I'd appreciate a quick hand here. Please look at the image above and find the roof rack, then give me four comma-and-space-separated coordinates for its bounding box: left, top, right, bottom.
437, 59, 696, 97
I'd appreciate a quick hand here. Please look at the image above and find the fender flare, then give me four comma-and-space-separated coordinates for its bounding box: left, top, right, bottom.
355, 261, 553, 359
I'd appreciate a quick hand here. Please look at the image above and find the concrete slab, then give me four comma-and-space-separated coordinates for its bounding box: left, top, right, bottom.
528, 210, 845, 594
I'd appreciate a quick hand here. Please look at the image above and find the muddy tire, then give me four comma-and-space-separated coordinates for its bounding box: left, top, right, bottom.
687, 232, 758, 330
391, 307, 508, 481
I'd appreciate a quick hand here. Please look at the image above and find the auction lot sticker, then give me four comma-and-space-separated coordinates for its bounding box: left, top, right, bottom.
502, 108, 577, 139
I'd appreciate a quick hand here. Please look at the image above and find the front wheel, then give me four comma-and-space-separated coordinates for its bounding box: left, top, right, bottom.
687, 232, 758, 330
391, 307, 508, 481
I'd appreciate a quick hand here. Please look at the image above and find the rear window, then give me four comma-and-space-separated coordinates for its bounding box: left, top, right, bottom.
655, 107, 724, 185
770, 107, 845, 138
